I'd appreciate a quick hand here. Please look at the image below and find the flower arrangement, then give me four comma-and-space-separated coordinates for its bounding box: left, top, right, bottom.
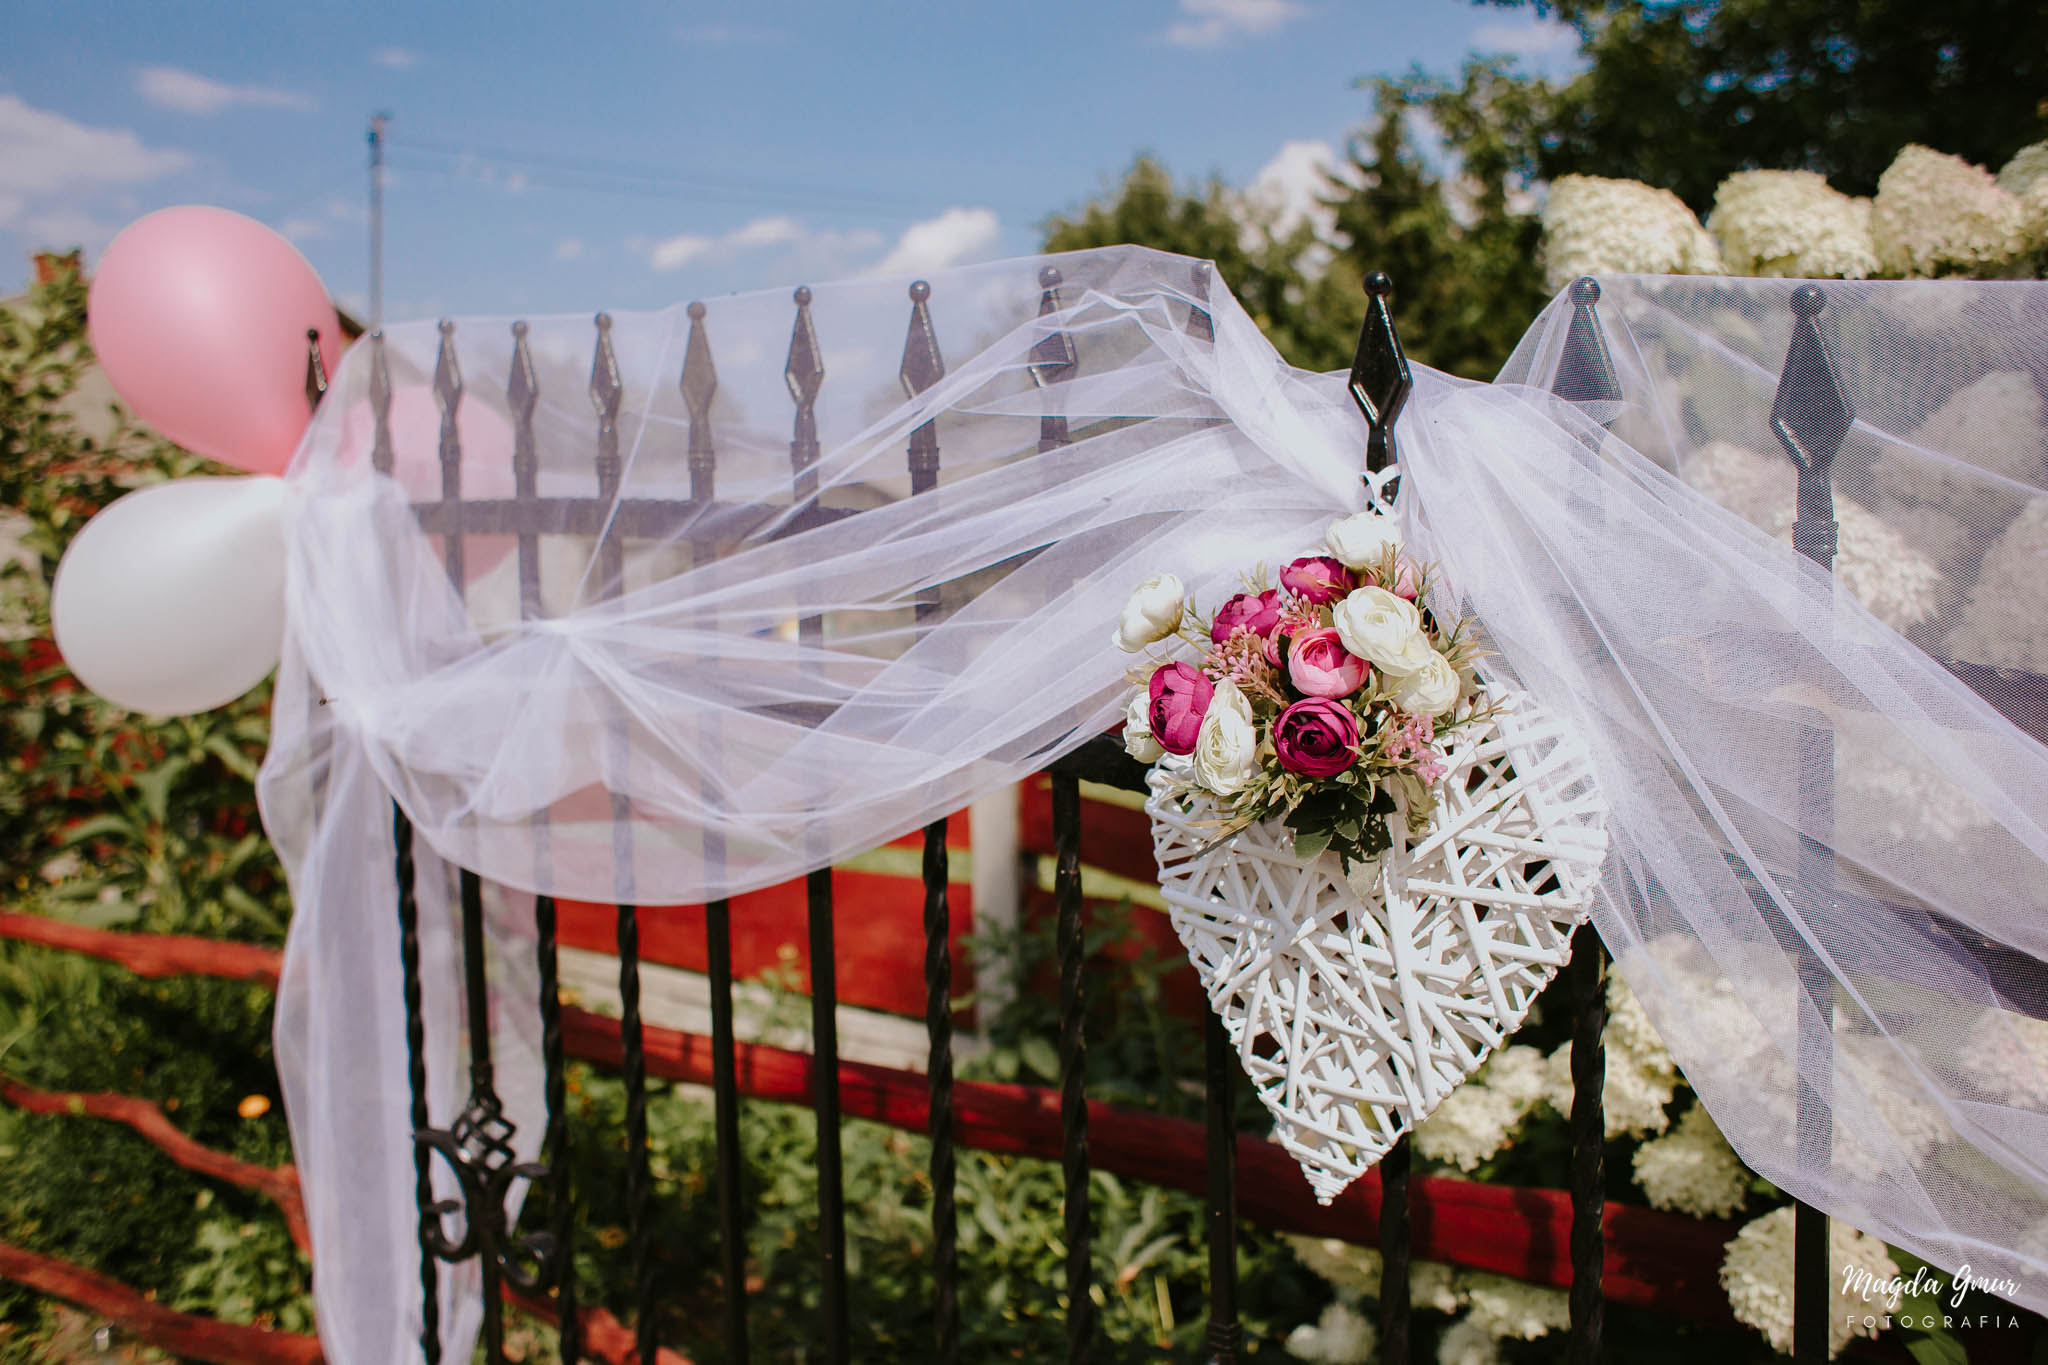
1114, 509, 1487, 870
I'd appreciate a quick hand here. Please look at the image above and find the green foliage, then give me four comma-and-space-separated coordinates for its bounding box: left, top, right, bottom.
0, 264, 311, 1350
1038, 83, 1550, 382
512, 899, 1330, 1361
1043, 155, 1365, 373
1336, 65, 1552, 381
1480, 0, 2048, 208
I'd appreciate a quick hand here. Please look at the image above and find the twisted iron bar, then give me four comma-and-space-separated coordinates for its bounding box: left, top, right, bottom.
392, 802, 441, 1364
1053, 772, 1093, 1364
535, 893, 579, 1362
1568, 924, 1607, 1364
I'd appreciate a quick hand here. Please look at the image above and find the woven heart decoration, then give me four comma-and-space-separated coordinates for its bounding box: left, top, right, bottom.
1146, 677, 1609, 1204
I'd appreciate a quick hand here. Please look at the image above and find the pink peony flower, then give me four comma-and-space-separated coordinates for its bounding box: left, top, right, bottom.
1211, 589, 1283, 644
1279, 556, 1355, 605
1147, 661, 1213, 755
1273, 697, 1361, 778
1286, 627, 1368, 699
1265, 603, 1326, 667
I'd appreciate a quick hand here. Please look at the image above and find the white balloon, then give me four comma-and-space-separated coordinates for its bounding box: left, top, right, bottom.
52, 476, 287, 715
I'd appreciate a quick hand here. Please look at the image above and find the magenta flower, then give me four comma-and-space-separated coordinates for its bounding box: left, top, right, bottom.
1279, 556, 1355, 605
1211, 589, 1283, 644
1286, 627, 1368, 699
1273, 697, 1361, 778
1147, 661, 1214, 755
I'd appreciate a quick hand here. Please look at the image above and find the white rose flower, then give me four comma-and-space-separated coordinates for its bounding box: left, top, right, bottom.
1391, 652, 1461, 716
1325, 511, 1402, 570
1193, 703, 1260, 795
1333, 586, 1433, 675
1209, 677, 1254, 726
1113, 573, 1185, 652
1122, 689, 1163, 763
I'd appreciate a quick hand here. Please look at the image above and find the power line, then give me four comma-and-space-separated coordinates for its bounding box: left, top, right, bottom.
386, 134, 1030, 221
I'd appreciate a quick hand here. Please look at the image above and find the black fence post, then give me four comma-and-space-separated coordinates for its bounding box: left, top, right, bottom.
681, 298, 751, 1364
785, 286, 852, 1363
587, 314, 660, 1365
1347, 269, 1415, 1365
1771, 284, 1852, 1365
1550, 277, 1622, 1365
900, 278, 963, 1365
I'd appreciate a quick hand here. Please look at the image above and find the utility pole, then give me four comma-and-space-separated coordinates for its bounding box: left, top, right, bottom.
369, 113, 389, 330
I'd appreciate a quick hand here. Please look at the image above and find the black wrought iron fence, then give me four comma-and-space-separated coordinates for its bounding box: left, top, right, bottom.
341, 266, 1882, 1365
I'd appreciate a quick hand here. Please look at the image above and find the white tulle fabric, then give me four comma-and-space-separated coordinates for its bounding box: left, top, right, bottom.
257, 251, 2048, 1360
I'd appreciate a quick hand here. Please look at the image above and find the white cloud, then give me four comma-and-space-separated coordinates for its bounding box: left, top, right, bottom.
373, 47, 423, 70
1165, 0, 1306, 48
555, 237, 585, 261
729, 215, 801, 248
0, 95, 190, 201
280, 216, 326, 241
1244, 139, 1357, 242
136, 65, 315, 115
647, 214, 864, 273
650, 232, 715, 272
868, 208, 1001, 277
1469, 17, 1578, 63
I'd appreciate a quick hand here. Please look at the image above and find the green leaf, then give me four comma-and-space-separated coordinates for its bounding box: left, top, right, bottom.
58, 813, 132, 845
203, 734, 260, 783
1903, 1329, 1969, 1365
1018, 1036, 1060, 1082
1291, 826, 1333, 862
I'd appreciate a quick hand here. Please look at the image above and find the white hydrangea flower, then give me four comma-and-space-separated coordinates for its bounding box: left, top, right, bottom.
1413, 1044, 1552, 1171
1871, 145, 2028, 277
1461, 1273, 1570, 1341
1481, 1042, 1554, 1110
1708, 170, 1879, 279
1541, 174, 1725, 290
1285, 1236, 1383, 1301
1686, 440, 1943, 631
1542, 977, 1680, 1138
1414, 1080, 1533, 1172
1945, 499, 2048, 671
1632, 1103, 1752, 1218
1285, 1301, 1377, 1364
1436, 1316, 1503, 1365
1996, 140, 2048, 196
1835, 708, 1999, 849
1282, 1238, 1465, 1313
1720, 1206, 1899, 1358
1961, 1007, 2048, 1107
1883, 370, 2048, 500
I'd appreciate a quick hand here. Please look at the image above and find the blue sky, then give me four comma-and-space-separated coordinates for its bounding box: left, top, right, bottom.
0, 1, 1577, 323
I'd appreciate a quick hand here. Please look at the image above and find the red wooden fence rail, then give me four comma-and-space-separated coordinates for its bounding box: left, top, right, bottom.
0, 911, 1742, 1327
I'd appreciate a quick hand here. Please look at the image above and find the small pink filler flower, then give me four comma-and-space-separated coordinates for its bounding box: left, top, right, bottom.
1147, 661, 1213, 756
1286, 627, 1368, 699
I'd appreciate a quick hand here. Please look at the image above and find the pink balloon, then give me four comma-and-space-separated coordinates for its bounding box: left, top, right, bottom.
89, 205, 341, 476
338, 385, 518, 580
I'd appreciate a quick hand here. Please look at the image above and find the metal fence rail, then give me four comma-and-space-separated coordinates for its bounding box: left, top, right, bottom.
363, 267, 1869, 1364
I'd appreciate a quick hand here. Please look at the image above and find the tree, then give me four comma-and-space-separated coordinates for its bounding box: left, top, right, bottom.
1041, 93, 1551, 384
1330, 67, 1551, 381
1488, 0, 2048, 209
1042, 156, 1365, 373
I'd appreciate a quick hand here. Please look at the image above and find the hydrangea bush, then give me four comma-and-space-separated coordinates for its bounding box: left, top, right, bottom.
1543, 141, 2048, 286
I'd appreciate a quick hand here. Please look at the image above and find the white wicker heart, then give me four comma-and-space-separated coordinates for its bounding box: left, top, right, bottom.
1146, 677, 1610, 1203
